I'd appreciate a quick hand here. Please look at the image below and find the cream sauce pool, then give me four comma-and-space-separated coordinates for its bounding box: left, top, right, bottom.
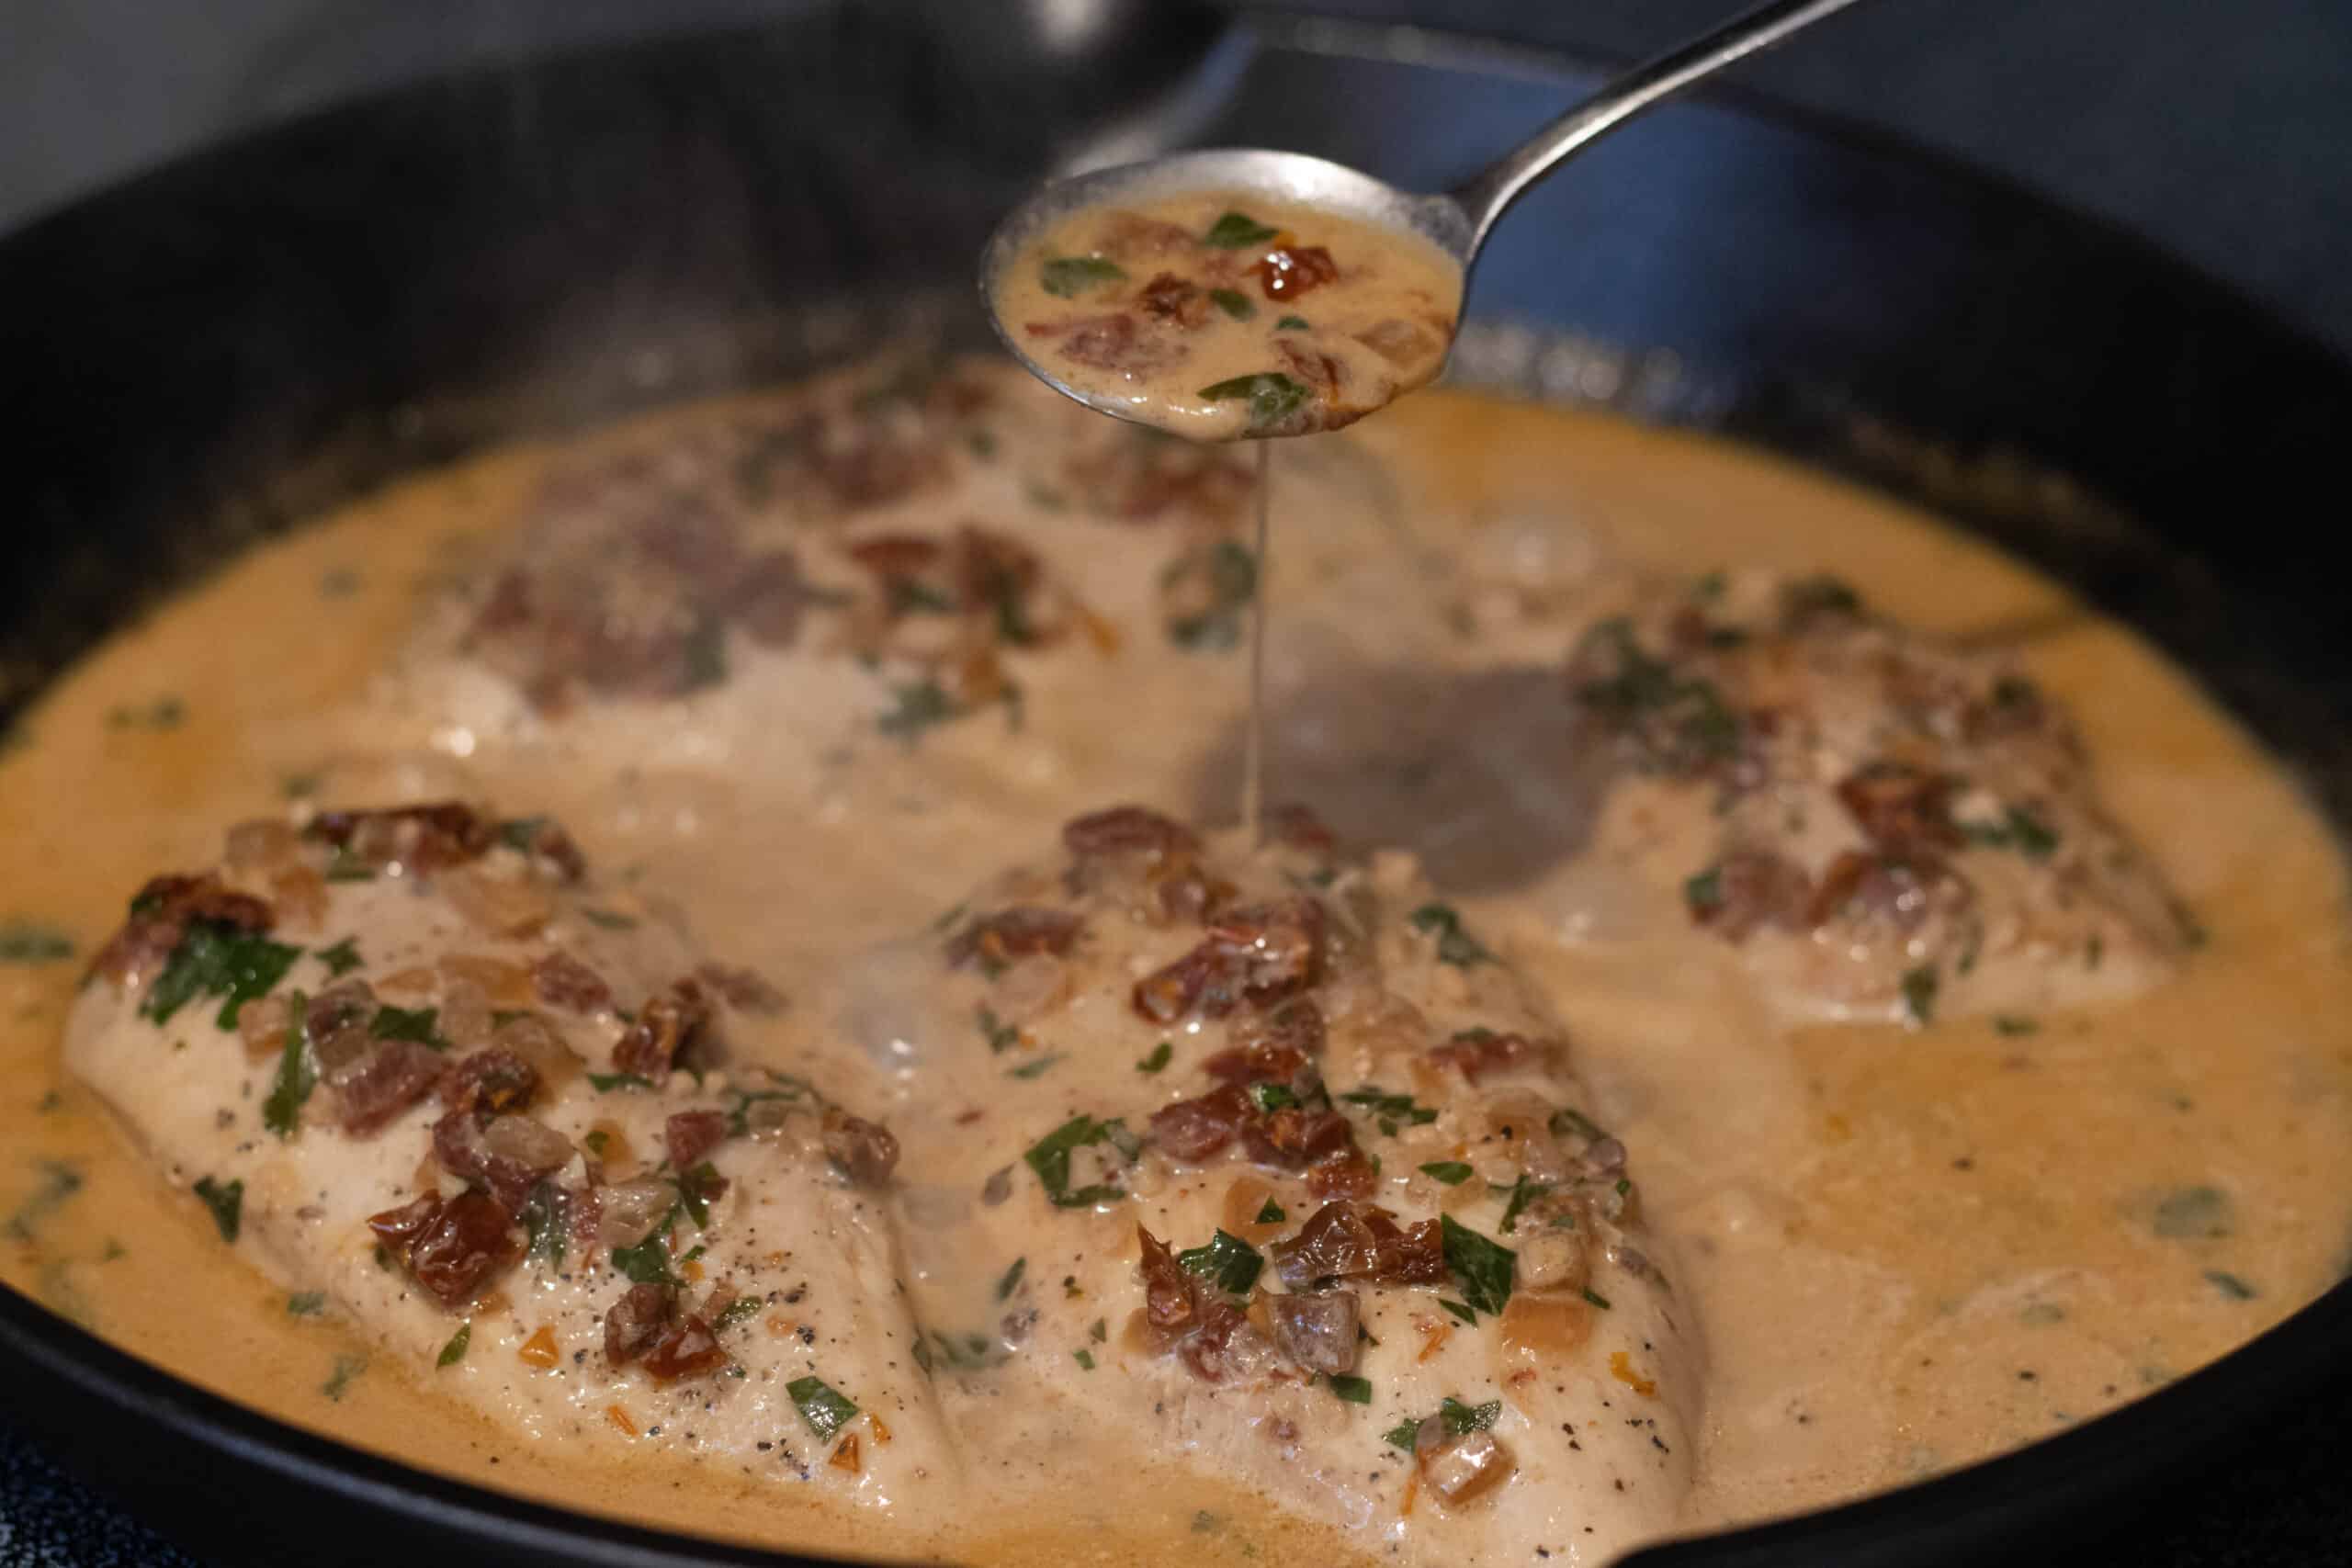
3, 376, 2348, 1563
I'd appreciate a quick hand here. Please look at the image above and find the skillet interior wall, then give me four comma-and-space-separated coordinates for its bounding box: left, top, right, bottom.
4, 10, 2352, 1565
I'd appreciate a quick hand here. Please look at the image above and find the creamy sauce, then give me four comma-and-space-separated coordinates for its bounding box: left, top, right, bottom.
993, 193, 1462, 438
3, 368, 2348, 1564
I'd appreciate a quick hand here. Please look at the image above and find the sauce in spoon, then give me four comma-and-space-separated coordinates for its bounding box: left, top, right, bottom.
990, 190, 1464, 441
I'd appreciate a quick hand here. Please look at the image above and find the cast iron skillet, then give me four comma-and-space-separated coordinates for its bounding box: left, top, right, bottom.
3, 6, 2348, 1565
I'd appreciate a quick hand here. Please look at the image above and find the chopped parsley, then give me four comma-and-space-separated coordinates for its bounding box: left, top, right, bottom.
580, 908, 639, 931
1438, 1298, 1478, 1325
286, 1292, 326, 1317
1549, 1105, 1608, 1143
724, 1077, 814, 1136
141, 920, 303, 1029
1039, 255, 1127, 298
1900, 965, 1939, 1026
1254, 1198, 1286, 1224
995, 1258, 1027, 1301
1338, 1085, 1439, 1134
2153, 1185, 2233, 1240
1441, 1395, 1502, 1432
1571, 617, 1743, 772
1023, 1115, 1136, 1208
1683, 865, 1724, 916
1209, 288, 1255, 321
1419, 1161, 1473, 1186
1273, 314, 1311, 330
1993, 1014, 2040, 1036
322, 1355, 365, 1401
1177, 1229, 1263, 1295
522, 1185, 566, 1272
1408, 904, 1493, 967
1203, 211, 1279, 248
369, 1004, 446, 1049
786, 1375, 860, 1439
1167, 539, 1259, 651
672, 1163, 722, 1229
314, 936, 364, 978
322, 846, 377, 883
261, 988, 314, 1139
1326, 1374, 1374, 1404
1963, 804, 2061, 860
1090, 1317, 1108, 1341
0, 921, 74, 964
192, 1177, 243, 1243
1136, 1041, 1174, 1075
1006, 1053, 1064, 1080
972, 1003, 1022, 1055
105, 695, 186, 731
717, 1296, 764, 1331
436, 1323, 471, 1368
1196, 372, 1307, 431
1498, 1175, 1552, 1235
1073, 1348, 1097, 1371
877, 679, 963, 741
610, 1224, 676, 1285
1581, 1286, 1614, 1311
2203, 1269, 2257, 1301
587, 1072, 655, 1092
1248, 1082, 1298, 1113
1439, 1214, 1514, 1316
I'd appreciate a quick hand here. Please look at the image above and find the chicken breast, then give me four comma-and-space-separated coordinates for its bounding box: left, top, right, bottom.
64, 803, 953, 1496
1565, 570, 2196, 1023
845, 804, 1700, 1565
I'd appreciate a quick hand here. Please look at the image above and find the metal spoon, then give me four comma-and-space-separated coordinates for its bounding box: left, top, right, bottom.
981, 0, 1869, 430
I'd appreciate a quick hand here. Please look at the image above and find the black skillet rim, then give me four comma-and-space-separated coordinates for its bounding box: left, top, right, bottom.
3, 12, 2349, 1567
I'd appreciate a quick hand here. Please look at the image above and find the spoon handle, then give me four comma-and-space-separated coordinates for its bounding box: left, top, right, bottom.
1449, 0, 1871, 248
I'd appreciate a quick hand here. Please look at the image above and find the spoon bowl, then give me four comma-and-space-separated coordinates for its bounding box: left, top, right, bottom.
979, 0, 1869, 434
978, 149, 1475, 428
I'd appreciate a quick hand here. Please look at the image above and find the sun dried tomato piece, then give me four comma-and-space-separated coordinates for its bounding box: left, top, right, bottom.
944, 908, 1083, 969
605, 1281, 675, 1366
1136, 1224, 1197, 1336
1240, 1108, 1355, 1169
1148, 1085, 1256, 1161
1836, 762, 1962, 853
88, 873, 276, 986
431, 1108, 567, 1214
1137, 272, 1213, 329
440, 1048, 541, 1120
1063, 806, 1203, 861
305, 802, 495, 875
402, 1189, 522, 1310
1251, 244, 1339, 300
695, 963, 785, 1014
664, 1110, 729, 1172
1424, 1030, 1542, 1086
532, 950, 612, 1013
612, 977, 713, 1079
1690, 848, 1815, 942
328, 1040, 446, 1135
820, 1106, 900, 1188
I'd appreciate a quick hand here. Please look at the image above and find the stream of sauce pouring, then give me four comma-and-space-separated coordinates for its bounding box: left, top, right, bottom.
1242, 441, 1270, 844
2, 382, 2348, 1565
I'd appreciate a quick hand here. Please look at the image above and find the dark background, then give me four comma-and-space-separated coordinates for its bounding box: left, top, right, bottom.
2, 1, 2346, 1562
6, 0, 2348, 355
